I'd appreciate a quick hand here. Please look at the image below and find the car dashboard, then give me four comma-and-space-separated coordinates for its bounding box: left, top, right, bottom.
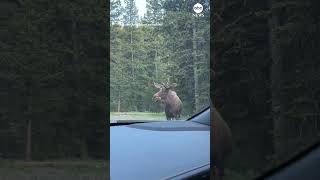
110, 108, 210, 180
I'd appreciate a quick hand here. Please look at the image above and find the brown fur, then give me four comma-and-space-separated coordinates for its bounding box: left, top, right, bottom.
163, 90, 182, 120
153, 83, 182, 120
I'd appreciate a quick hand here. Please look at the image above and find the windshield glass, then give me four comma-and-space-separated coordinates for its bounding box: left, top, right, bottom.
110, 0, 210, 122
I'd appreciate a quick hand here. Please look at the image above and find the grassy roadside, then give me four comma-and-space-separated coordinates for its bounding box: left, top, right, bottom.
110, 112, 188, 121
110, 111, 166, 121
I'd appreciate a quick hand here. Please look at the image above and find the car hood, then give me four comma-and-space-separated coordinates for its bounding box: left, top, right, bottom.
110, 121, 210, 180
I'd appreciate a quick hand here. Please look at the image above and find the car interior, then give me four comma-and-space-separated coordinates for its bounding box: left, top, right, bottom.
256, 142, 320, 180
110, 107, 211, 180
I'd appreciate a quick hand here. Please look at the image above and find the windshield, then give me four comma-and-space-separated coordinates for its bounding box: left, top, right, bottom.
110, 0, 210, 122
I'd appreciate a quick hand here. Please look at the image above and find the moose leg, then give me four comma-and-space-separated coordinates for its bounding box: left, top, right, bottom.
166, 113, 174, 120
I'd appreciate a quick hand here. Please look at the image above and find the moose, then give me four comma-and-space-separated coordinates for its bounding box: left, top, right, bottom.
152, 81, 182, 120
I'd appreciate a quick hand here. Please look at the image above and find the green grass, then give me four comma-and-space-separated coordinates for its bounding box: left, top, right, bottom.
0, 160, 108, 180
110, 111, 188, 121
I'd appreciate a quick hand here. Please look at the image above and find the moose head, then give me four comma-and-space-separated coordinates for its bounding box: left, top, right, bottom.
152, 82, 177, 102
152, 81, 182, 120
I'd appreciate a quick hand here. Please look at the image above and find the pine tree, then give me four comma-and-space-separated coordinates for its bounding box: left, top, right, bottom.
111, 0, 123, 25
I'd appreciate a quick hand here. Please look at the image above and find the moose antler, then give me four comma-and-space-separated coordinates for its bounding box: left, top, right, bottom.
159, 79, 178, 89
153, 82, 163, 89
171, 83, 177, 88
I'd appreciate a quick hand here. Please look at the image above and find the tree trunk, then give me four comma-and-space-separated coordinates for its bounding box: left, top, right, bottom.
130, 25, 136, 112
155, 50, 158, 80
193, 19, 200, 112
117, 91, 121, 112
134, 105, 138, 112
24, 0, 32, 162
269, 0, 287, 162
131, 28, 134, 77
26, 118, 32, 161
80, 136, 88, 160
71, 9, 88, 159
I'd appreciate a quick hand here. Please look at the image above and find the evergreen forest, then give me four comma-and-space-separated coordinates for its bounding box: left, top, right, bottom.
110, 0, 210, 118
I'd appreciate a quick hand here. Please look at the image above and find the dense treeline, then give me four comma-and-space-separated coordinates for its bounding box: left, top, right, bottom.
110, 0, 210, 116
212, 0, 320, 179
0, 0, 107, 160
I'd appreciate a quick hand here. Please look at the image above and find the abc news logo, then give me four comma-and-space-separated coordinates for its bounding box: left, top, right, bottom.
193, 3, 204, 17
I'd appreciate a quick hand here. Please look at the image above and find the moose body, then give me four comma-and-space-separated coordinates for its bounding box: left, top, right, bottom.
152, 82, 182, 120
212, 104, 233, 180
